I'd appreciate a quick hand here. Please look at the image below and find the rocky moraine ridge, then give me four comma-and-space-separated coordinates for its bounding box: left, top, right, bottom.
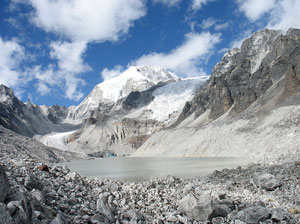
0, 28, 300, 223
0, 143, 300, 224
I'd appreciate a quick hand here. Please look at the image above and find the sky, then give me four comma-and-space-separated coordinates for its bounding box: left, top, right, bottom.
0, 0, 300, 107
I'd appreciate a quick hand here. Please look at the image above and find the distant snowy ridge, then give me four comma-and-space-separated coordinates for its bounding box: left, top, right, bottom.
69, 66, 179, 120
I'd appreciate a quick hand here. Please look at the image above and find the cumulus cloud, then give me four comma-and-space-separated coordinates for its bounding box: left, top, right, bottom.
152, 0, 182, 7
237, 0, 276, 22
28, 0, 146, 42
267, 0, 300, 31
191, 0, 216, 11
101, 65, 124, 81
10, 0, 146, 101
132, 32, 221, 77
0, 37, 25, 87
237, 0, 300, 31
50, 41, 90, 74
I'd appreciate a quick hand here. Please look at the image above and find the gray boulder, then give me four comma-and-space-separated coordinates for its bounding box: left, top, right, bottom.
24, 174, 43, 190
6, 191, 32, 224
236, 206, 271, 223
0, 203, 14, 224
178, 192, 213, 221
97, 192, 115, 222
50, 214, 65, 224
271, 208, 290, 222
125, 210, 144, 223
253, 173, 281, 191
0, 165, 9, 203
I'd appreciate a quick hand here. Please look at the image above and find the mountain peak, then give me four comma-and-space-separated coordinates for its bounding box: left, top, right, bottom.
0, 84, 15, 102
69, 66, 178, 120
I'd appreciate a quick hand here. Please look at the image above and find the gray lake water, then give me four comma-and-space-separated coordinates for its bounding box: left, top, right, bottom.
61, 157, 251, 182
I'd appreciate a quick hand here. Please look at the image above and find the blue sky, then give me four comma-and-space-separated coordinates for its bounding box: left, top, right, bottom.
0, 0, 300, 106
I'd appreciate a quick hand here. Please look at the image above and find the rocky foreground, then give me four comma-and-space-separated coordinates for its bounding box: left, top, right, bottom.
1, 150, 300, 224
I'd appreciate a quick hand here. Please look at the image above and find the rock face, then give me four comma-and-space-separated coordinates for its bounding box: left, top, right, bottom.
0, 84, 69, 137
177, 29, 283, 121
133, 28, 300, 161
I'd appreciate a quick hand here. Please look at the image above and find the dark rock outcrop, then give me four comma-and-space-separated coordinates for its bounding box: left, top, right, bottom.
176, 28, 300, 124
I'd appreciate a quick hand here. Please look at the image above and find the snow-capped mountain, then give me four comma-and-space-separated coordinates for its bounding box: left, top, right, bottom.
2, 28, 300, 161
68, 66, 179, 120
133, 28, 300, 162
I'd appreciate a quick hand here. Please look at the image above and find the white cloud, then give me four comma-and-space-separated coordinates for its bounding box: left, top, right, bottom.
191, 0, 216, 11
267, 0, 300, 31
237, 0, 300, 32
214, 22, 230, 31
11, 0, 146, 101
153, 0, 182, 7
50, 41, 90, 74
0, 37, 25, 87
200, 18, 230, 31
237, 0, 276, 22
201, 18, 216, 29
101, 65, 124, 81
28, 0, 146, 42
132, 32, 221, 77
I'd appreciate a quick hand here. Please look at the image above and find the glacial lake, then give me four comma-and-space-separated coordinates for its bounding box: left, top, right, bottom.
61, 157, 251, 182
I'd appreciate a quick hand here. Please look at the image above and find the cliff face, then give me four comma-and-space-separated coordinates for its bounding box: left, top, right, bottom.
177, 29, 295, 122
0, 85, 70, 137
133, 28, 300, 162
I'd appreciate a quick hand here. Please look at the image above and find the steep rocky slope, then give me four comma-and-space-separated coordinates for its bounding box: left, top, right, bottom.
36, 66, 205, 155
63, 76, 205, 155
133, 28, 300, 162
0, 85, 76, 137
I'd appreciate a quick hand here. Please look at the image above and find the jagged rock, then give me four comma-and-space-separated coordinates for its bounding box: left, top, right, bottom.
6, 191, 33, 224
31, 189, 45, 202
235, 206, 271, 223
0, 203, 14, 224
271, 208, 290, 222
24, 174, 43, 190
65, 171, 80, 181
7, 200, 33, 224
252, 173, 281, 191
97, 192, 115, 222
0, 165, 9, 203
125, 210, 144, 222
50, 214, 65, 224
178, 192, 213, 221
286, 28, 300, 36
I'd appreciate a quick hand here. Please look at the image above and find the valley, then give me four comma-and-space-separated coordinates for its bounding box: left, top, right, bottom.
0, 28, 300, 223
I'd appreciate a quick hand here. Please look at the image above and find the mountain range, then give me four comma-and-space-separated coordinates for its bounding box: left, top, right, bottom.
0, 28, 300, 162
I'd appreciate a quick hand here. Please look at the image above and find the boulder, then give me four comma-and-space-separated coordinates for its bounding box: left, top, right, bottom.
236, 206, 271, 223
0, 165, 9, 203
271, 208, 290, 222
178, 192, 213, 221
125, 210, 144, 222
6, 191, 32, 224
97, 192, 115, 222
253, 173, 282, 191
50, 214, 64, 224
7, 200, 32, 224
24, 174, 43, 190
0, 203, 14, 224
38, 165, 50, 172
